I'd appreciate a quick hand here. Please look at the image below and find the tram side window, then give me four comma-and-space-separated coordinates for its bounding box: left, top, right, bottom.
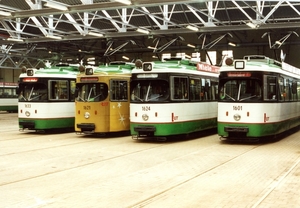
0, 88, 17, 98
297, 82, 300, 101
171, 76, 188, 100
110, 80, 128, 101
49, 80, 68, 100
70, 80, 76, 101
189, 78, 201, 101
200, 78, 218, 101
291, 81, 298, 101
264, 76, 277, 101
278, 77, 287, 101
210, 79, 218, 101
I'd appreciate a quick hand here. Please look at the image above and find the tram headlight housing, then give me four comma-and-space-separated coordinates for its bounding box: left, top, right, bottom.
27, 69, 34, 76
85, 68, 93, 75
233, 114, 241, 121
142, 114, 149, 121
84, 112, 90, 119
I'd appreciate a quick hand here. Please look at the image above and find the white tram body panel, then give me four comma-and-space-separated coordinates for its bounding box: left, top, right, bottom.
18, 102, 75, 119
131, 102, 217, 123
0, 98, 18, 108
218, 102, 300, 124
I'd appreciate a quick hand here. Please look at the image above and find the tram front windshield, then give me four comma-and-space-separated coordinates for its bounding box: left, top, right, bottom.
219, 79, 262, 102
18, 83, 47, 102
76, 83, 108, 102
131, 80, 169, 102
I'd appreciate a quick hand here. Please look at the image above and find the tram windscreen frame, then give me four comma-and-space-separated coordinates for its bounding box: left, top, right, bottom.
130, 79, 169, 102
219, 78, 262, 102
76, 83, 108, 102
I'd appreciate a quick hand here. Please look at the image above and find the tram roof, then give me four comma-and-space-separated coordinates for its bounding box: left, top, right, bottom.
132, 59, 219, 76
220, 56, 300, 78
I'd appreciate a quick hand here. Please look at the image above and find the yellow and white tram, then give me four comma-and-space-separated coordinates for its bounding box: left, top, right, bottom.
218, 55, 300, 140
75, 62, 134, 135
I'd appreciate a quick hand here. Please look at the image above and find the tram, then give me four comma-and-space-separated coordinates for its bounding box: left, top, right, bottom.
0, 82, 18, 113
18, 64, 80, 131
130, 59, 219, 140
75, 62, 134, 135
218, 55, 300, 140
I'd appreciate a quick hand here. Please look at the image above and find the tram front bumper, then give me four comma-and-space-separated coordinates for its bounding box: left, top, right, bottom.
134, 125, 156, 137
77, 123, 95, 132
19, 121, 35, 129
224, 126, 249, 132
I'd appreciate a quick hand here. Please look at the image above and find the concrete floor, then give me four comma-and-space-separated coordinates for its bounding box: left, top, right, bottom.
1, 112, 300, 208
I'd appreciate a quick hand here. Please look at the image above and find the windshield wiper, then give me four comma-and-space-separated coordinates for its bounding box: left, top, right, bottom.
147, 94, 162, 101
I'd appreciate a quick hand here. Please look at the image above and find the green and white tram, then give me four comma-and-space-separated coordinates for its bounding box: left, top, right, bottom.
218, 55, 300, 140
130, 59, 219, 140
0, 82, 18, 113
18, 64, 79, 131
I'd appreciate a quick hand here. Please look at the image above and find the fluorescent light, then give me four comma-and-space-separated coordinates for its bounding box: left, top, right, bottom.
186, 25, 198, 31
228, 42, 236, 47
114, 0, 131, 5
0, 11, 11, 16
44, 2, 68, 11
187, 44, 195, 48
7, 38, 23, 42
246, 22, 258, 29
46, 35, 62, 40
122, 56, 129, 60
88, 32, 104, 37
136, 28, 149, 34
147, 46, 156, 50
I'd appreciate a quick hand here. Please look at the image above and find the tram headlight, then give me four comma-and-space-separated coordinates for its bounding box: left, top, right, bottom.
25, 111, 30, 117
27, 69, 34, 76
233, 114, 241, 121
142, 114, 149, 121
85, 68, 93, 75
84, 112, 90, 119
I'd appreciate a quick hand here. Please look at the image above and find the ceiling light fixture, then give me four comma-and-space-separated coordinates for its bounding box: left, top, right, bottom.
114, 0, 132, 5
186, 25, 198, 32
88, 32, 104, 37
46, 35, 62, 40
122, 56, 129, 60
44, 1, 68, 11
246, 22, 259, 29
0, 11, 11, 16
187, 44, 196, 48
228, 42, 237, 47
7, 38, 24, 42
147, 46, 156, 50
136, 28, 150, 34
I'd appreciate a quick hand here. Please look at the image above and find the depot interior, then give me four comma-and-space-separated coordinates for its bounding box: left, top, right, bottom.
1, 1, 300, 84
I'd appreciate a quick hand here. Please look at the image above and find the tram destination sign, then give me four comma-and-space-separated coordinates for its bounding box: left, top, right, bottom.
197, 62, 219, 73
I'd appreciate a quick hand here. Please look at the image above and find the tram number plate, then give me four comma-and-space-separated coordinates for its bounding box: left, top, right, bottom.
83, 106, 91, 110
25, 104, 31, 108
142, 106, 150, 111
233, 105, 242, 110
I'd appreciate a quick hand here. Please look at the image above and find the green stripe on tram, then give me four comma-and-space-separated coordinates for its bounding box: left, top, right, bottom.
218, 116, 300, 138
131, 118, 217, 136
0, 106, 18, 112
19, 118, 75, 130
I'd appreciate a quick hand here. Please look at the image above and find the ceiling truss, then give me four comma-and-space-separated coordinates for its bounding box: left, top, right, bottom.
0, 0, 299, 68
